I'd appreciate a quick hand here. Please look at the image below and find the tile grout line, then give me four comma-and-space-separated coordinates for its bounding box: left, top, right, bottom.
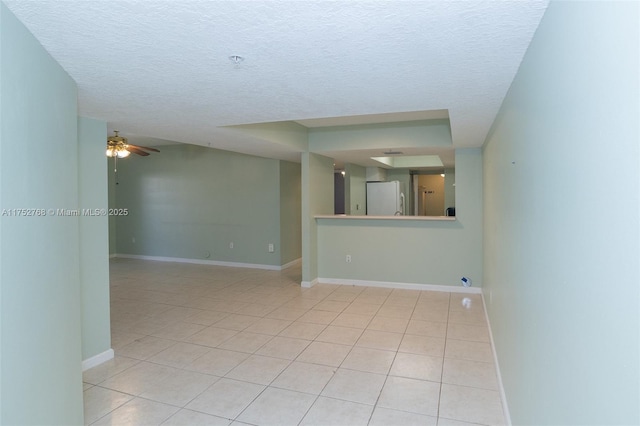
435, 291, 452, 422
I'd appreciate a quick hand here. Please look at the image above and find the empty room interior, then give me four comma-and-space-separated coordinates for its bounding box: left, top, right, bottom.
1, 1, 638, 425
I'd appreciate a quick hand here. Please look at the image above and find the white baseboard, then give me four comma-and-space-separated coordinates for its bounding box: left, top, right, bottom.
281, 258, 302, 270
113, 254, 289, 271
82, 348, 114, 371
482, 291, 512, 425
316, 277, 482, 294
301, 278, 319, 288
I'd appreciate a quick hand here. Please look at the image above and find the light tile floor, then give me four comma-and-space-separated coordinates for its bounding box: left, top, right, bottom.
84, 258, 506, 425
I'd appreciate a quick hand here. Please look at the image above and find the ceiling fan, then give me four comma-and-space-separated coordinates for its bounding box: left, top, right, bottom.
106, 131, 160, 158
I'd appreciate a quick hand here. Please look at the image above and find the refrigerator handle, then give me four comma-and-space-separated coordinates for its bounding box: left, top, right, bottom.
400, 192, 405, 215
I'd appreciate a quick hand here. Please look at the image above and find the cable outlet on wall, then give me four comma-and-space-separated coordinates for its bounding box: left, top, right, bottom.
229, 242, 234, 249
346, 255, 352, 263
268, 243, 274, 253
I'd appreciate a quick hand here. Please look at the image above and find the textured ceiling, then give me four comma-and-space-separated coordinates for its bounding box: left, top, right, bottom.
3, 0, 548, 165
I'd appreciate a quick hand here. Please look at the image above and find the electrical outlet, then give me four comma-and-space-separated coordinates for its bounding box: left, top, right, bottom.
132, 237, 136, 243
268, 243, 274, 253
346, 255, 351, 263
229, 242, 234, 249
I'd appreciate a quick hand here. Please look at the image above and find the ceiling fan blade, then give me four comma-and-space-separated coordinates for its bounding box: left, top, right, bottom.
128, 144, 160, 153
127, 146, 150, 156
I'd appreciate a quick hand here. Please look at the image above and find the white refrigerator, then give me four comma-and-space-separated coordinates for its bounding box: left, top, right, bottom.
366, 181, 405, 215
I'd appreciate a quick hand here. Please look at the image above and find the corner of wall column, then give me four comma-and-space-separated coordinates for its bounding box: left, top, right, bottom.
300, 152, 335, 285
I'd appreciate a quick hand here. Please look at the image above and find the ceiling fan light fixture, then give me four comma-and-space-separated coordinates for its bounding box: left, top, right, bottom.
106, 143, 130, 158
106, 130, 160, 158
117, 149, 130, 158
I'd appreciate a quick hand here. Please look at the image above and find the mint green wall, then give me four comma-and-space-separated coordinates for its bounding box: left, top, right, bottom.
0, 3, 84, 423
317, 149, 482, 286
483, 2, 639, 424
0, 35, 3, 418
279, 160, 302, 264
308, 119, 452, 152
108, 163, 117, 255
301, 153, 334, 283
78, 117, 111, 361
113, 144, 288, 266
225, 121, 309, 152
345, 163, 366, 215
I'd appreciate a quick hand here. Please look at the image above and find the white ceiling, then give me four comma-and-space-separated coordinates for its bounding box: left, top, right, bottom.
3, 0, 548, 167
